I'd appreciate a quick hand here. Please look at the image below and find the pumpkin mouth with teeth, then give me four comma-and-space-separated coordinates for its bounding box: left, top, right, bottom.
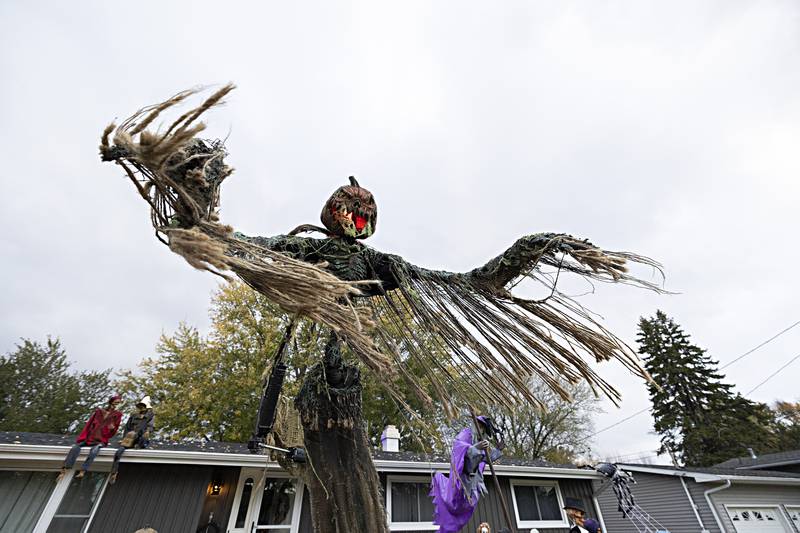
321, 176, 377, 239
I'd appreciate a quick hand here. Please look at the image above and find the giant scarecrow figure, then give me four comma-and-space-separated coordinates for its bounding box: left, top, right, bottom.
100, 86, 663, 533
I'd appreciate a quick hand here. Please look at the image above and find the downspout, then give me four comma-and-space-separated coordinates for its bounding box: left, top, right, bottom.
679, 475, 709, 533
704, 479, 732, 533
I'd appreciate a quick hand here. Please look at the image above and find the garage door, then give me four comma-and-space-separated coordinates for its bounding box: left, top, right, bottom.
726, 507, 789, 532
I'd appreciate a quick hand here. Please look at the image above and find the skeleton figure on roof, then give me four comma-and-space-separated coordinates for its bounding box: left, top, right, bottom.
99, 85, 664, 533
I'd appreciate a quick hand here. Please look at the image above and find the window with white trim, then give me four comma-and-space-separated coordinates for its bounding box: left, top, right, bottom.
509, 479, 568, 529
386, 476, 436, 531
227, 469, 304, 533
0, 470, 58, 533
233, 477, 255, 529
728, 508, 780, 522
254, 477, 297, 531
46, 472, 107, 533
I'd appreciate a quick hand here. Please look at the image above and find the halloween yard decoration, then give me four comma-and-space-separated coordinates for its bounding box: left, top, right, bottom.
99, 85, 664, 533
594, 463, 671, 533
430, 415, 506, 532
60, 395, 122, 479
110, 396, 155, 484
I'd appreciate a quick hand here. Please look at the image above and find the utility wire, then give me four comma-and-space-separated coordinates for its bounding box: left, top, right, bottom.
589, 319, 800, 438
610, 448, 659, 459
589, 406, 651, 438
745, 352, 800, 395
720, 319, 800, 371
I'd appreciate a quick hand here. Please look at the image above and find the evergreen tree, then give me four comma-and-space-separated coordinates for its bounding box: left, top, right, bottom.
0, 337, 113, 433
638, 311, 776, 466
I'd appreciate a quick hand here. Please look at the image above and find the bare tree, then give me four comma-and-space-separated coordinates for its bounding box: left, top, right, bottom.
491, 377, 601, 463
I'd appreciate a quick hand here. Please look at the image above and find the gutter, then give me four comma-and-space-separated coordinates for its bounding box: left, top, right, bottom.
0, 444, 603, 479
375, 458, 603, 479
704, 479, 731, 533
0, 444, 281, 468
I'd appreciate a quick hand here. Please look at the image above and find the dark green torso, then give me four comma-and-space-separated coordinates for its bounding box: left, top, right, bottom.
235, 233, 408, 296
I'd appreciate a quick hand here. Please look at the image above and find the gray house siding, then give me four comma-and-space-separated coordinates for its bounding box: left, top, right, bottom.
88, 463, 211, 533
198, 466, 240, 532
706, 483, 800, 532
594, 472, 720, 533
375, 474, 597, 533
684, 480, 724, 532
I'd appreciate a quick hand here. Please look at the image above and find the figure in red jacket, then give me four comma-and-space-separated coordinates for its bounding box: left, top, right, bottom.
60, 395, 123, 478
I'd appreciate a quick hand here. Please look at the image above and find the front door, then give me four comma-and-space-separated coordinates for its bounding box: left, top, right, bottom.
227, 468, 304, 533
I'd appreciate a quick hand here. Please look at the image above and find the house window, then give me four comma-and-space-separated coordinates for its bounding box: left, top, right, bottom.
726, 506, 792, 533
0, 470, 58, 533
228, 469, 303, 533
234, 478, 254, 528
46, 472, 107, 533
254, 478, 296, 530
386, 476, 436, 531
509, 480, 568, 529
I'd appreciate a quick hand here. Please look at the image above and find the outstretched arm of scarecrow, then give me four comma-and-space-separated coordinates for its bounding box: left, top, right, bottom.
466, 232, 663, 293
365, 232, 662, 296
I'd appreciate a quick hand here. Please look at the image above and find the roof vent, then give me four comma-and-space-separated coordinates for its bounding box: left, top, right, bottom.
747, 447, 757, 460
381, 425, 400, 452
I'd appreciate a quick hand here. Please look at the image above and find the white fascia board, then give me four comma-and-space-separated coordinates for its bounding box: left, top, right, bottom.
716, 475, 800, 486
373, 458, 603, 480
617, 464, 717, 479
618, 464, 800, 486
1, 444, 603, 479
0, 444, 282, 469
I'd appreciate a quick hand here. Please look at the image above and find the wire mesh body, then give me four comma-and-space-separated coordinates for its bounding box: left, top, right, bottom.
595, 463, 671, 533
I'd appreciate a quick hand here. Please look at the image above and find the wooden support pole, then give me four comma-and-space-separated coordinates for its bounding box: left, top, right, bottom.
470, 408, 515, 532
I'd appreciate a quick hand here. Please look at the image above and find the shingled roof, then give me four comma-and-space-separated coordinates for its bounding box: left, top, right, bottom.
714, 448, 800, 469
0, 431, 250, 454
620, 461, 800, 479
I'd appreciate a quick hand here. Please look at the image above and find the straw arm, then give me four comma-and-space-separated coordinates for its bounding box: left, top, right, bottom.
467, 232, 597, 289
363, 232, 610, 292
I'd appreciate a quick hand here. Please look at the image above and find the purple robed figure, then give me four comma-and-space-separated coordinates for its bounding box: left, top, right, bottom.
430, 417, 502, 532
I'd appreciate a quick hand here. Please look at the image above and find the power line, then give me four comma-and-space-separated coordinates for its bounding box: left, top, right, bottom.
720, 319, 800, 370
589, 407, 651, 438
746, 352, 800, 395
606, 448, 659, 460
589, 319, 800, 438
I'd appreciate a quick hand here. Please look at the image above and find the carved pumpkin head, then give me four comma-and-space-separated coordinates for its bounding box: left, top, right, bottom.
320, 176, 377, 239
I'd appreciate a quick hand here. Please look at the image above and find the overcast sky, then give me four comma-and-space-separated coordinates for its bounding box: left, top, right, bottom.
2, 1, 799, 462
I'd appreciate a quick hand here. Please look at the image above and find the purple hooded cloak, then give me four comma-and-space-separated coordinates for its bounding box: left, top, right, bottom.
430, 420, 500, 533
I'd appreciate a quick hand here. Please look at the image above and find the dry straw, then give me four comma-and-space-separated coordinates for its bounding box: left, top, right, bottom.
100, 86, 665, 421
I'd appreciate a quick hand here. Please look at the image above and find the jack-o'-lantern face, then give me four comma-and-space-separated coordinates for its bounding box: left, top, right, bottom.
320, 176, 377, 239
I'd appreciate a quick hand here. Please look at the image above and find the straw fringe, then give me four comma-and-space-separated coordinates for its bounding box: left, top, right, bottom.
100, 85, 665, 423
100, 85, 393, 378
